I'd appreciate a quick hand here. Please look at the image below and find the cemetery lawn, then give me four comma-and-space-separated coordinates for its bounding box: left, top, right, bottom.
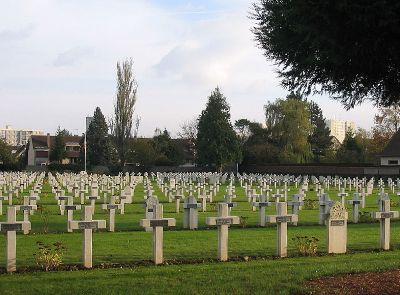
1, 250, 400, 294
1, 182, 400, 294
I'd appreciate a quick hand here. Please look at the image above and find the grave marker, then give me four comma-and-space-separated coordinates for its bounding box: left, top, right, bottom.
69, 206, 106, 268
140, 204, 176, 265
0, 206, 31, 272
206, 203, 240, 261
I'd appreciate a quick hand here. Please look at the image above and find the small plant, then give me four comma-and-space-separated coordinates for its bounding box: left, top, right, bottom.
209, 203, 216, 211
239, 216, 249, 228
292, 236, 319, 256
303, 199, 318, 210
33, 241, 66, 271
359, 211, 374, 223
38, 205, 50, 233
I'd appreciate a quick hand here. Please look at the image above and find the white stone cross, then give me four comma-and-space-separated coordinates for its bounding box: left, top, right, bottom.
205, 203, 240, 261
143, 196, 159, 232
27, 193, 40, 215
15, 196, 37, 234
69, 206, 106, 268
174, 193, 184, 213
319, 193, 334, 225
87, 195, 100, 212
56, 195, 70, 216
348, 193, 361, 223
60, 196, 81, 232
183, 196, 201, 230
253, 194, 271, 227
371, 199, 399, 250
288, 194, 304, 226
140, 204, 176, 265
101, 195, 121, 232
0, 206, 31, 272
266, 202, 298, 257
337, 188, 348, 206
0, 194, 9, 215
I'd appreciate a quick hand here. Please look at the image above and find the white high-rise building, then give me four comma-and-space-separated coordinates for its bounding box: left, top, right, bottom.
0, 125, 44, 146
326, 119, 356, 144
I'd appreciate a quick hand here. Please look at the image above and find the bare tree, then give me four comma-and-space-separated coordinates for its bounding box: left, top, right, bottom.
111, 58, 137, 166
133, 116, 141, 138
177, 118, 198, 160
374, 104, 400, 136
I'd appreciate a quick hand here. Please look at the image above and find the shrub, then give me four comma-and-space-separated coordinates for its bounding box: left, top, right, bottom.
359, 211, 374, 223
239, 216, 249, 228
37, 205, 50, 233
292, 236, 319, 256
33, 241, 66, 271
303, 199, 318, 210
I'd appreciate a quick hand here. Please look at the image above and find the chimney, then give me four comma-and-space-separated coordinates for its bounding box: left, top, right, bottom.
47, 133, 50, 149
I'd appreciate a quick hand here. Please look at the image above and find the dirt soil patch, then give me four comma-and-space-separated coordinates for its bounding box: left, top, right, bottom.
305, 269, 400, 295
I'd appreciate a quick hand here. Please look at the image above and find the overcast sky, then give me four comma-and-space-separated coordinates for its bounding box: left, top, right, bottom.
0, 0, 376, 137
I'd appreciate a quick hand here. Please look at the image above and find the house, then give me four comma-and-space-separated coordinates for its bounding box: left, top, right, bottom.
380, 129, 400, 166
27, 134, 82, 166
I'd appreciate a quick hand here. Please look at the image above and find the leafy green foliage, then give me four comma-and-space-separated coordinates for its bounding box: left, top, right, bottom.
196, 87, 240, 171
252, 0, 400, 107
308, 101, 333, 162
265, 97, 312, 163
0, 139, 15, 165
336, 131, 366, 163
33, 241, 66, 271
126, 138, 157, 167
292, 236, 319, 256
87, 107, 112, 166
50, 127, 67, 163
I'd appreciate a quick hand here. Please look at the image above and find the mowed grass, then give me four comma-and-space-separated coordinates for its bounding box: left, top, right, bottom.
0, 180, 400, 294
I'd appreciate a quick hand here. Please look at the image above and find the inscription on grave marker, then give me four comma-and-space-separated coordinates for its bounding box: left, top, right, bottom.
276, 216, 292, 223
78, 222, 98, 229
330, 220, 345, 226
150, 220, 169, 227
216, 218, 233, 225
1, 223, 22, 232
381, 212, 394, 219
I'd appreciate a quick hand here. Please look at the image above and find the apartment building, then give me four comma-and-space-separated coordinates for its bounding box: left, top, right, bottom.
0, 125, 44, 146
326, 119, 356, 144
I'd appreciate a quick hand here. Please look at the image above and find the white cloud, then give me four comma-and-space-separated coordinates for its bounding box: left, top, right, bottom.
0, 0, 376, 137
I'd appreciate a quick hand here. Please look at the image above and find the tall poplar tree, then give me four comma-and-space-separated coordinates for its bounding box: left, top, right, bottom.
111, 58, 137, 166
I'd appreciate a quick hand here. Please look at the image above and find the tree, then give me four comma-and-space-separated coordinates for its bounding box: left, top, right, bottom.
336, 131, 366, 163
50, 126, 67, 163
126, 138, 157, 167
252, 1, 400, 108
177, 118, 198, 160
86, 107, 112, 166
196, 87, 240, 171
0, 139, 15, 165
265, 97, 312, 163
234, 119, 252, 147
308, 101, 333, 162
374, 104, 400, 137
110, 58, 137, 166
152, 129, 185, 166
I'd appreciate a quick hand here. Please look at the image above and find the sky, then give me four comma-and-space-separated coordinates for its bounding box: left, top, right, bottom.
0, 0, 376, 137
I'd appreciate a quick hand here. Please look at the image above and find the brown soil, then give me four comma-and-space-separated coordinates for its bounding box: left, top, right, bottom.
305, 269, 400, 295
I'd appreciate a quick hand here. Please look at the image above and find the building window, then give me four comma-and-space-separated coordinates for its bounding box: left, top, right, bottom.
388, 160, 398, 165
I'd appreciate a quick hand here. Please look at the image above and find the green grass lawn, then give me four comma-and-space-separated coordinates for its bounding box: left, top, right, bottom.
0, 179, 399, 294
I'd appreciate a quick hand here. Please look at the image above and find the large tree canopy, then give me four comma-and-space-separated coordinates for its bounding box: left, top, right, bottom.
87, 107, 112, 166
252, 0, 400, 108
197, 87, 240, 171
